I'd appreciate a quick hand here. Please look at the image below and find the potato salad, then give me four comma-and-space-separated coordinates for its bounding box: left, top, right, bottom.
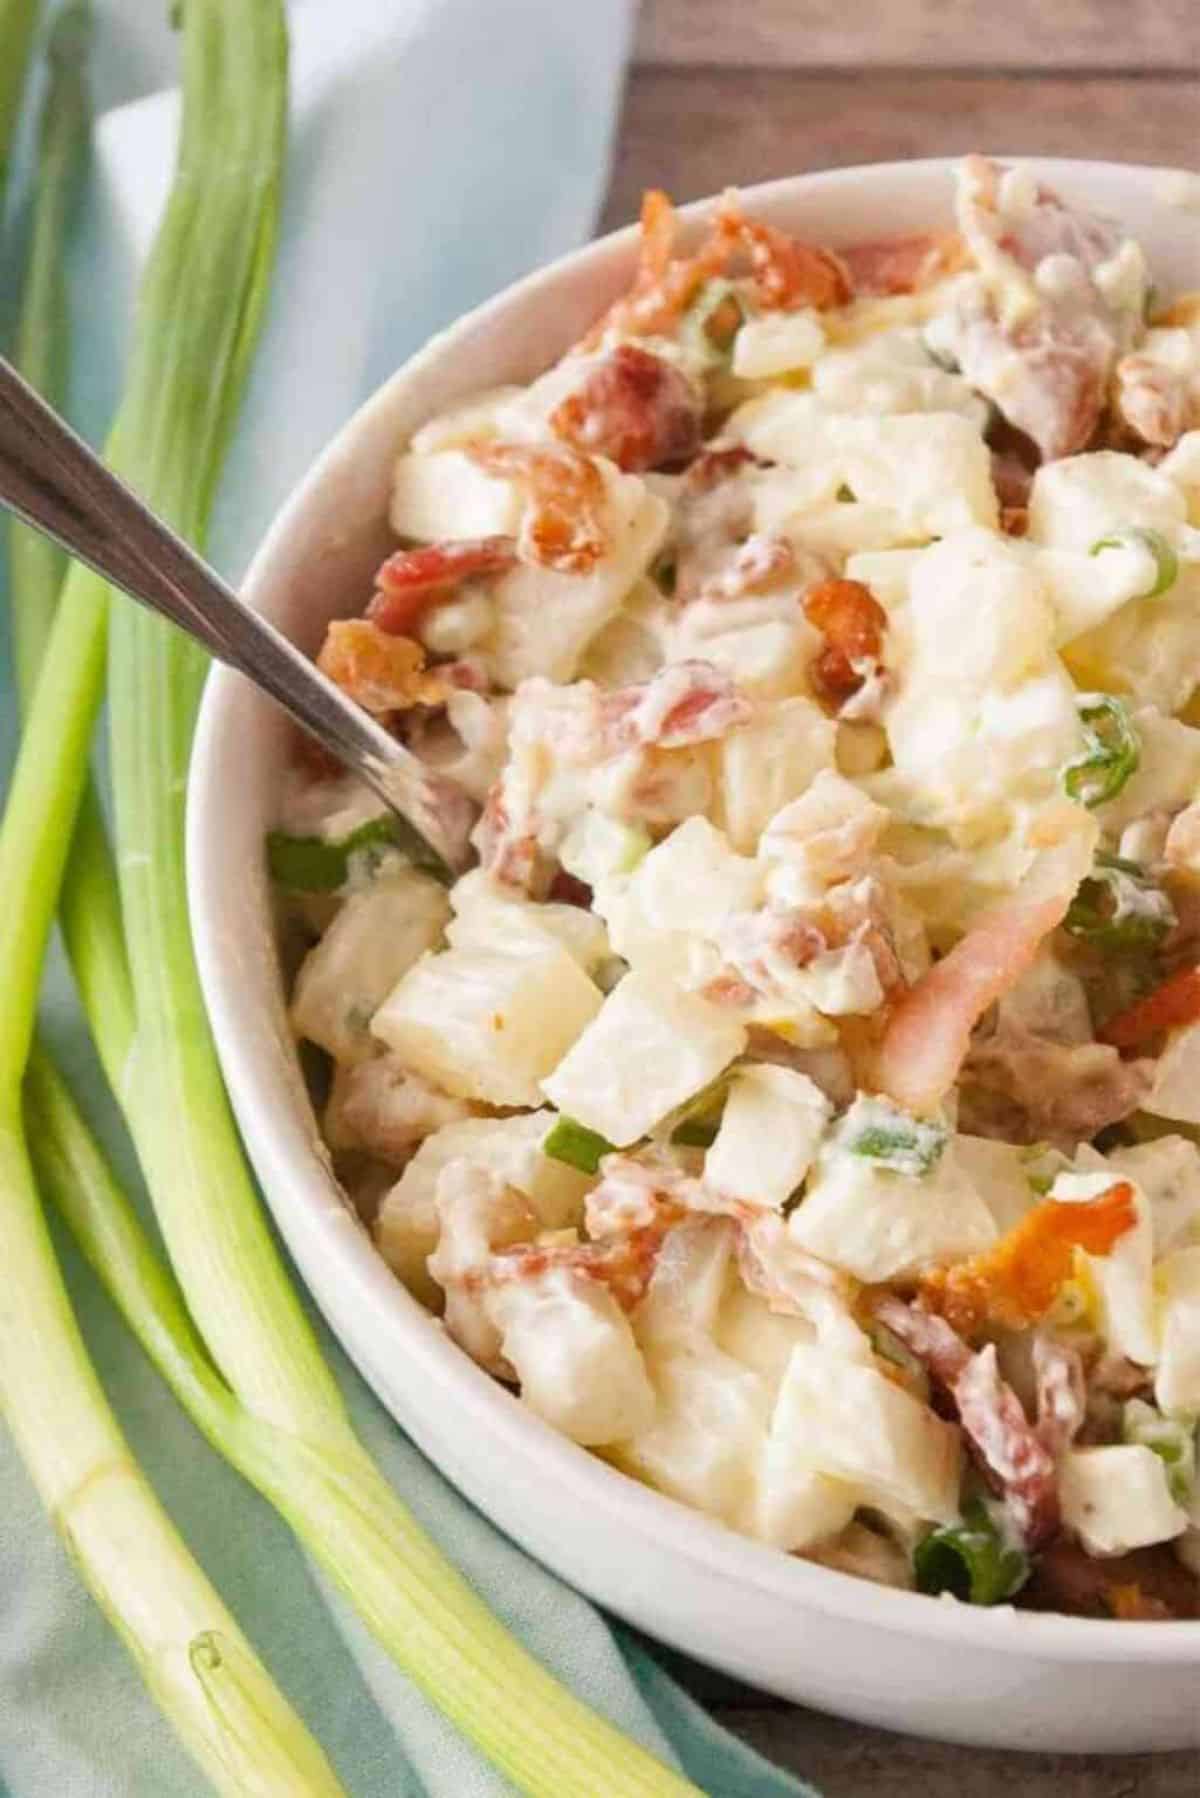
273, 156, 1200, 1618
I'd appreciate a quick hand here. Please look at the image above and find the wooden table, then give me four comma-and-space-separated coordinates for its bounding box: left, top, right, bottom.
602, 3, 1200, 1789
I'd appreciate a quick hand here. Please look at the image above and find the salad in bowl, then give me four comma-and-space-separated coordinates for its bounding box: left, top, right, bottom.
269, 153, 1200, 1623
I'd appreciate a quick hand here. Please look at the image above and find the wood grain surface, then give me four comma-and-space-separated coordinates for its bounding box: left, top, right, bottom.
608, 4, 1200, 1791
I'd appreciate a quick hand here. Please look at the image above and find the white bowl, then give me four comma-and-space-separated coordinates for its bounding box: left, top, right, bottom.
189, 157, 1200, 1755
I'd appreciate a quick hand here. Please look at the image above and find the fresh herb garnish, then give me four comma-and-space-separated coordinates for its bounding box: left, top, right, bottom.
1062, 694, 1140, 808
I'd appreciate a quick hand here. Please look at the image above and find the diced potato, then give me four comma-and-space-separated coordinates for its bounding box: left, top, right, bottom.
732, 307, 826, 379
904, 529, 1058, 690
324, 1058, 470, 1162
614, 1338, 768, 1524
541, 970, 746, 1146
1059, 1445, 1187, 1556
704, 1065, 831, 1209
633, 1218, 737, 1348
489, 1265, 655, 1446
730, 402, 996, 540
766, 1343, 961, 1522
291, 871, 449, 1064
1144, 1023, 1200, 1127
446, 868, 609, 970
1055, 1158, 1157, 1365
390, 449, 525, 540
809, 328, 986, 427
953, 1134, 1039, 1234
670, 613, 815, 701
715, 1285, 816, 1392
1107, 1136, 1200, 1254
408, 385, 523, 453
1027, 450, 1185, 551
759, 768, 888, 904
1063, 570, 1200, 716
623, 816, 763, 940
1160, 429, 1200, 521
714, 697, 835, 854
483, 463, 668, 687
1154, 1246, 1200, 1413
789, 1133, 997, 1281
375, 1111, 588, 1304
373, 942, 601, 1106
754, 1454, 860, 1553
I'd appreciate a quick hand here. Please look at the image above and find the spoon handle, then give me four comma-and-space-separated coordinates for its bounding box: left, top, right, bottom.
0, 356, 472, 876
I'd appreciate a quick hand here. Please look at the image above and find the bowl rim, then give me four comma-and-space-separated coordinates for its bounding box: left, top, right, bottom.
188, 153, 1200, 1670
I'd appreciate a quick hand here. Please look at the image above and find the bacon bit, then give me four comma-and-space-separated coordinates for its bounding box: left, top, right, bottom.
587, 188, 849, 347
1021, 1539, 1200, 1620
840, 231, 966, 297
473, 785, 538, 892
366, 536, 516, 636
1033, 1336, 1086, 1459
466, 441, 608, 574
316, 619, 449, 715
716, 196, 851, 312
920, 1184, 1136, 1337
873, 874, 1076, 1115
682, 443, 761, 493
550, 344, 702, 473
598, 660, 752, 752
802, 577, 888, 707
490, 1227, 667, 1313
699, 533, 795, 602
874, 1297, 1058, 1547
1099, 965, 1200, 1051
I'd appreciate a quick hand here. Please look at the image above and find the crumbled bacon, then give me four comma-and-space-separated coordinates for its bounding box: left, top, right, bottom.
874, 1298, 1058, 1547
802, 577, 888, 708
1114, 351, 1191, 449
840, 231, 966, 296
1100, 965, 1200, 1050
465, 441, 608, 574
959, 1032, 1154, 1146
1033, 1336, 1086, 1460
472, 786, 538, 892
682, 444, 761, 493
598, 660, 752, 751
873, 870, 1080, 1115
366, 536, 516, 636
918, 1184, 1136, 1336
698, 533, 795, 602
587, 187, 849, 347
316, 619, 449, 714
1021, 1539, 1200, 1620
490, 1226, 668, 1313
550, 344, 702, 473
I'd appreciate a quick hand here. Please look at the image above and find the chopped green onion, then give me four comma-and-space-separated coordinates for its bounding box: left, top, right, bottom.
1090, 526, 1178, 599
1062, 694, 1140, 808
661, 1073, 732, 1150
914, 1500, 1030, 1605
835, 481, 855, 502
1123, 1398, 1196, 1505
680, 278, 745, 365
267, 816, 400, 891
671, 1118, 720, 1148
543, 1116, 615, 1175
838, 1096, 948, 1176
1064, 853, 1176, 953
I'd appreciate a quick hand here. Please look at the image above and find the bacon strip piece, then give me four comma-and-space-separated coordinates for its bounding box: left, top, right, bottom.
872, 872, 1078, 1115
874, 1298, 1058, 1547
316, 619, 448, 714
597, 659, 752, 751
550, 344, 702, 473
1099, 965, 1200, 1051
367, 536, 516, 636
1032, 1335, 1086, 1459
588, 188, 849, 346
465, 442, 608, 574
840, 231, 966, 297
802, 577, 887, 708
918, 1184, 1136, 1336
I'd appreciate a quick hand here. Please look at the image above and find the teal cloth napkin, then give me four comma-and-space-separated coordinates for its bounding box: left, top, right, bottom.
0, 3, 821, 1793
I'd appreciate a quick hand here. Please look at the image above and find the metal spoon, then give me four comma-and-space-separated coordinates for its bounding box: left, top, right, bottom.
0, 356, 476, 880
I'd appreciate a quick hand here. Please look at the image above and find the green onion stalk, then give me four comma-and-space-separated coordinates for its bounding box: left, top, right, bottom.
0, 7, 344, 1792
8, 2, 697, 1792
0, 0, 41, 202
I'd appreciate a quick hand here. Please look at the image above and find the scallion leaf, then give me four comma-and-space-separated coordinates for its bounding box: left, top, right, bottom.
1063, 852, 1176, 953
543, 1116, 615, 1175
680, 277, 745, 365
267, 816, 399, 892
1123, 1398, 1196, 1504
914, 1500, 1030, 1605
838, 1095, 948, 1177
1062, 694, 1140, 808
1089, 526, 1178, 599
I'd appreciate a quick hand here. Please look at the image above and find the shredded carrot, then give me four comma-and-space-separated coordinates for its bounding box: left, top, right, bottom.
919, 1183, 1136, 1336
1099, 965, 1200, 1051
